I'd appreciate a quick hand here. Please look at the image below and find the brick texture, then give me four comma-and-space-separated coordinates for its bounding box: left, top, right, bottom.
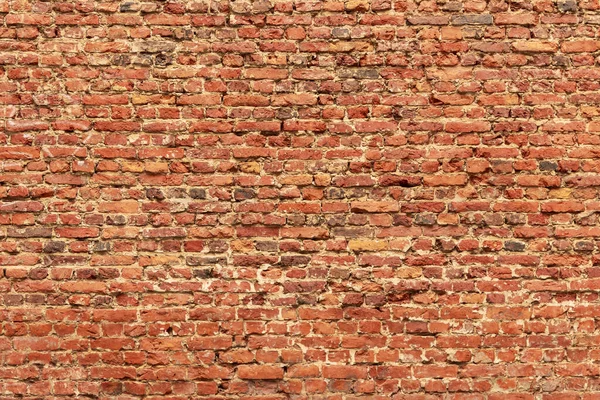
1, 0, 600, 398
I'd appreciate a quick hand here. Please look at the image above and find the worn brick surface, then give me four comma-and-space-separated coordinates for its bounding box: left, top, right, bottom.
1, 0, 600, 398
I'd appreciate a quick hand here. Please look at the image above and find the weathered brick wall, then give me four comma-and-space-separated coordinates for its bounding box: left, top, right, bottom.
1, 0, 600, 398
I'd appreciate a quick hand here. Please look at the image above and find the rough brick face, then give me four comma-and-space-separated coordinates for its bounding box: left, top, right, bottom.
1, 0, 600, 398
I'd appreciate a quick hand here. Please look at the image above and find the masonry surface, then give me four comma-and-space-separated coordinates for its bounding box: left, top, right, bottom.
2, 0, 600, 398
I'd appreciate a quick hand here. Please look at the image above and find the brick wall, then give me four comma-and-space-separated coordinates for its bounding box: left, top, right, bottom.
1, 0, 599, 398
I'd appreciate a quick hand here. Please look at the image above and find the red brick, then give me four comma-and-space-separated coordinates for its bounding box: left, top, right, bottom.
0, 4, 597, 398
237, 365, 284, 380
0, 146, 40, 159
55, 228, 100, 238
98, 201, 139, 214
